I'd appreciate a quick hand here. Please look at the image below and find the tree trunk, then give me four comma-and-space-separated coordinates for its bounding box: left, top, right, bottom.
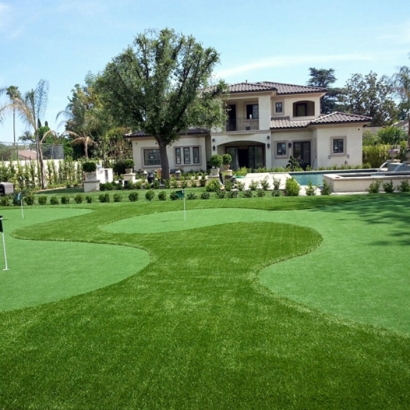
37, 141, 46, 189
158, 138, 170, 181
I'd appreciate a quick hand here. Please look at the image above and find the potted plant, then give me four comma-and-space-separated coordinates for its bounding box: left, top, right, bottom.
209, 154, 222, 177
123, 159, 135, 173
222, 153, 232, 171
82, 161, 97, 180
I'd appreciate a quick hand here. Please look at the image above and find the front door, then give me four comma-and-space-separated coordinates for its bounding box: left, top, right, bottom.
293, 141, 311, 169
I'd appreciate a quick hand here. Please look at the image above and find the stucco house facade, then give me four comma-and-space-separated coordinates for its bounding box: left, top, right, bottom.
125, 81, 371, 172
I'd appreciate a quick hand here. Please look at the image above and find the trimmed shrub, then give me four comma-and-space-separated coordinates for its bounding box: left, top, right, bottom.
99, 193, 110, 203
85, 195, 93, 203
145, 190, 155, 201
249, 180, 259, 191
321, 179, 332, 195
271, 189, 283, 197
382, 180, 395, 193
24, 193, 35, 205
305, 181, 316, 196
61, 196, 70, 204
215, 190, 226, 198
367, 180, 382, 194
128, 192, 139, 202
285, 178, 301, 196
100, 182, 114, 191
74, 194, 84, 204
187, 192, 197, 200
113, 193, 122, 202
50, 196, 59, 205
257, 189, 266, 197
398, 180, 410, 193
273, 178, 281, 191
242, 189, 253, 198
260, 178, 270, 191
236, 181, 245, 191
227, 190, 239, 198
200, 192, 210, 200
38, 196, 48, 205
0, 196, 11, 206
170, 191, 179, 200
206, 179, 221, 192
158, 191, 167, 201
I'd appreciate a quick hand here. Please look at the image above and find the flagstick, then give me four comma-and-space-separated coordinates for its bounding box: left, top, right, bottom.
183, 189, 186, 221
2, 231, 9, 271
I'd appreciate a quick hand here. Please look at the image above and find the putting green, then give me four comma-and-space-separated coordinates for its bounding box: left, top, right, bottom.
103, 208, 278, 234
0, 208, 150, 311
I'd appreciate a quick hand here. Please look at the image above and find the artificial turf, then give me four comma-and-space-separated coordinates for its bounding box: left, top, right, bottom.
0, 194, 409, 408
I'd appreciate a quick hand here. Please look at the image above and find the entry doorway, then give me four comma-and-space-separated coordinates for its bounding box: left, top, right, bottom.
293, 141, 311, 169
226, 145, 264, 170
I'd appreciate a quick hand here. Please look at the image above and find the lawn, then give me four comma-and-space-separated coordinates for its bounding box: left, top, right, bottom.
0, 194, 409, 409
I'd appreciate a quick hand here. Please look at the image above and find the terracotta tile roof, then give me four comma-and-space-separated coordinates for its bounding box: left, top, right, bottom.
271, 112, 371, 130
228, 81, 327, 95
271, 116, 310, 129
125, 128, 210, 138
310, 112, 372, 124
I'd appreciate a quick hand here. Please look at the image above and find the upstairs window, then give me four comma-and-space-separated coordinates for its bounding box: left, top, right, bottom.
293, 101, 314, 117
275, 102, 283, 114
246, 104, 259, 119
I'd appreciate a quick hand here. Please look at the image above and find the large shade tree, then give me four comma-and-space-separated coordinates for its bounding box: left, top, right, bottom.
391, 56, 410, 146
307, 68, 343, 114
339, 72, 397, 126
97, 28, 228, 180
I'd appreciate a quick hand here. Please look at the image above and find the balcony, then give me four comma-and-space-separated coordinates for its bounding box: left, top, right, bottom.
226, 117, 259, 132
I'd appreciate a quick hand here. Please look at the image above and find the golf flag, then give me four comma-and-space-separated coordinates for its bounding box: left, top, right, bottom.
176, 190, 185, 199
15, 192, 22, 202
0, 215, 8, 270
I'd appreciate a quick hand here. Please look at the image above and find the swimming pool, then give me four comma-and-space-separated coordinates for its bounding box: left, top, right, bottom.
290, 169, 374, 186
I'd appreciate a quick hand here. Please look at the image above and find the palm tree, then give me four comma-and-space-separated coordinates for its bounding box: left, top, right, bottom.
11, 80, 49, 188
392, 60, 410, 147
0, 85, 21, 158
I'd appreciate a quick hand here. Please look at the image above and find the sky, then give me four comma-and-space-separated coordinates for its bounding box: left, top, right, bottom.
1, 0, 410, 143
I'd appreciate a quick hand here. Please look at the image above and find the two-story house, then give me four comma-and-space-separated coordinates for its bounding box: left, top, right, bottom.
126, 81, 371, 172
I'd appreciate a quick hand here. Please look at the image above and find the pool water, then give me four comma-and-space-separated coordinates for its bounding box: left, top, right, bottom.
290, 169, 373, 186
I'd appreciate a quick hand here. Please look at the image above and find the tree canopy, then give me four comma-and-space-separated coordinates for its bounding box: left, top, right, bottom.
97, 28, 228, 180
339, 72, 397, 126
307, 68, 343, 114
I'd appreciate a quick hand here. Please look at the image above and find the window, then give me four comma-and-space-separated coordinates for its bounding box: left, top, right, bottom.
293, 101, 315, 117
246, 104, 259, 119
183, 147, 191, 164
276, 142, 287, 157
332, 138, 345, 154
174, 146, 201, 165
143, 149, 161, 166
275, 102, 283, 114
193, 147, 200, 164
175, 147, 181, 165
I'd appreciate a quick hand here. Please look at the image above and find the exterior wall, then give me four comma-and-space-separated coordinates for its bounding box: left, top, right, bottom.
315, 125, 363, 168
130, 135, 207, 172
270, 130, 313, 168
281, 94, 321, 120
258, 95, 271, 130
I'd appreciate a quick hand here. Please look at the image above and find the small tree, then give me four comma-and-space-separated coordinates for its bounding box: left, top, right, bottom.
97, 28, 228, 181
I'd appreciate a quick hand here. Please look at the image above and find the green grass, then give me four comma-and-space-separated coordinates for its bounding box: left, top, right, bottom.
0, 194, 410, 408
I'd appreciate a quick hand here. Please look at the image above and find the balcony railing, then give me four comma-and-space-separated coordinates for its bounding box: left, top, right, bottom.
226, 117, 259, 132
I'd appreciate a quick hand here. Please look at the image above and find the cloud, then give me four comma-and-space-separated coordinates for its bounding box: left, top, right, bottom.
376, 19, 410, 45
216, 53, 372, 79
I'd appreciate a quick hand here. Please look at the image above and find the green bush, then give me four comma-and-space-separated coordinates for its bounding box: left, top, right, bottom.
100, 182, 114, 191
50, 196, 59, 205
285, 178, 300, 196
200, 192, 210, 200
260, 178, 270, 191
249, 180, 259, 191
38, 196, 48, 205
145, 190, 155, 201
206, 179, 221, 192
128, 192, 139, 202
0, 196, 11, 206
273, 178, 281, 191
227, 190, 239, 198
382, 180, 395, 193
113, 193, 122, 202
367, 180, 382, 194
74, 194, 84, 204
305, 181, 316, 196
61, 196, 70, 204
85, 195, 93, 203
242, 189, 253, 198
158, 191, 167, 201
187, 192, 197, 200
215, 190, 226, 198
271, 189, 283, 197
236, 181, 245, 191
398, 180, 410, 193
99, 193, 110, 203
321, 179, 332, 195
170, 191, 179, 200
24, 193, 35, 205
153, 180, 160, 189
257, 189, 266, 197
224, 179, 233, 191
